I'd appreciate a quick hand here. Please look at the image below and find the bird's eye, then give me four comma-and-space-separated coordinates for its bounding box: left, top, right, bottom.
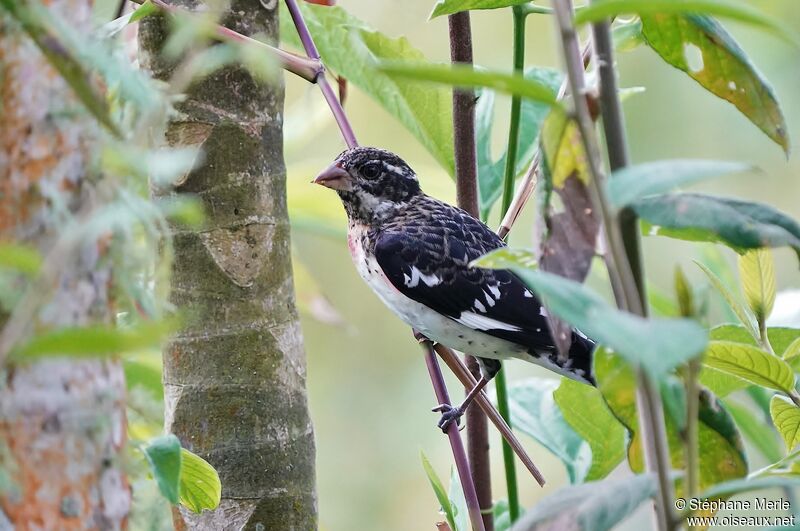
361, 163, 381, 179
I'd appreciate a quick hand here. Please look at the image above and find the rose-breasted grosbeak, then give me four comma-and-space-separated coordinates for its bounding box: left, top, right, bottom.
314, 146, 595, 429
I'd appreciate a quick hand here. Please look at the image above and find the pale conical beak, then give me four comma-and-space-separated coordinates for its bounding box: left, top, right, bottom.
313, 164, 351, 191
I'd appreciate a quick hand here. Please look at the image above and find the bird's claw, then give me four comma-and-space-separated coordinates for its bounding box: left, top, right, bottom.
432, 403, 464, 432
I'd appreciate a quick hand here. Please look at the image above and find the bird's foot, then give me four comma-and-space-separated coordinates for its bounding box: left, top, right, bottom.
432, 403, 464, 432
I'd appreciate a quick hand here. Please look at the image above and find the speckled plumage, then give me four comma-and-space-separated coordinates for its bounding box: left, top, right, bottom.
318, 147, 595, 385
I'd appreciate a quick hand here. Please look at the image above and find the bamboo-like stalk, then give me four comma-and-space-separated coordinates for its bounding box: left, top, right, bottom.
448, 11, 494, 530
553, 2, 675, 530
493, 5, 528, 523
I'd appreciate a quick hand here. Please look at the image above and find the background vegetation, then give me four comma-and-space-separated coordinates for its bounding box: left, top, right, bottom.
2, 0, 799, 529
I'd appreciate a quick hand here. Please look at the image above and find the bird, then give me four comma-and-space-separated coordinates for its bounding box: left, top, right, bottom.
314, 146, 596, 430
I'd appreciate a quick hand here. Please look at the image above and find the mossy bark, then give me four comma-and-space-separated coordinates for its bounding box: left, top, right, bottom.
138, 2, 317, 529
0, 1, 129, 528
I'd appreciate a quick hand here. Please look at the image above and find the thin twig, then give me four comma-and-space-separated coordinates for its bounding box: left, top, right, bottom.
434, 344, 546, 487
447, 10, 493, 530
128, 0, 324, 82
422, 341, 486, 531
283, 0, 358, 147
581, 4, 675, 530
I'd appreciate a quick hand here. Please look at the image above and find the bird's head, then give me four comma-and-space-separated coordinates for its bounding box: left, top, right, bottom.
314, 147, 421, 223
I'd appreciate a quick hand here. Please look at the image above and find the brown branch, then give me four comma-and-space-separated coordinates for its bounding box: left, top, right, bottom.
448, 11, 494, 530
129, 0, 323, 82
434, 344, 546, 487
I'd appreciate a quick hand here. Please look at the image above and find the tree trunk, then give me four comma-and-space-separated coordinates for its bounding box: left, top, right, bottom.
138, 2, 317, 529
0, 1, 130, 529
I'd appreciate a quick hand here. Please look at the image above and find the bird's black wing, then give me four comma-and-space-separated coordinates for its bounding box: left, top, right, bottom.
372, 199, 554, 351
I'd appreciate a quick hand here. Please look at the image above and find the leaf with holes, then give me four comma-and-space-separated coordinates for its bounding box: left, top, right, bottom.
606, 159, 751, 210
505, 378, 591, 484
554, 378, 626, 481
179, 448, 221, 513
280, 3, 455, 174
574, 0, 793, 42
638, 194, 800, 261
770, 396, 800, 452
738, 249, 776, 325
704, 341, 794, 394
641, 14, 789, 153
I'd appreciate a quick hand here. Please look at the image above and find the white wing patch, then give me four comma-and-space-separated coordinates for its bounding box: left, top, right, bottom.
457, 311, 522, 332
403, 266, 442, 288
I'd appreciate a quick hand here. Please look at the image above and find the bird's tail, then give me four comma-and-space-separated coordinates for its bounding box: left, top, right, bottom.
567, 332, 596, 386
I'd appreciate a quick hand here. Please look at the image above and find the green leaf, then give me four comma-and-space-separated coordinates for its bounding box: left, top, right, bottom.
469, 248, 537, 270
476, 68, 561, 217
709, 324, 800, 360
724, 400, 782, 463
0, 0, 121, 137
703, 341, 794, 394
421, 452, 457, 531
770, 396, 800, 452
701, 476, 800, 501
510, 474, 656, 531
429, 0, 530, 19
505, 378, 591, 484
554, 378, 626, 481
612, 18, 644, 52
738, 249, 776, 325
143, 435, 182, 504
447, 467, 469, 531
130, 0, 158, 23
0, 243, 42, 276
641, 13, 789, 153
698, 366, 748, 397
472, 263, 708, 379
179, 448, 221, 514
11, 319, 176, 361
493, 499, 512, 531
674, 265, 694, 318
782, 337, 800, 362
638, 194, 800, 259
124, 357, 164, 400
595, 349, 747, 492
606, 159, 751, 210
379, 62, 560, 108
696, 262, 759, 340
279, 3, 455, 174
574, 0, 794, 45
